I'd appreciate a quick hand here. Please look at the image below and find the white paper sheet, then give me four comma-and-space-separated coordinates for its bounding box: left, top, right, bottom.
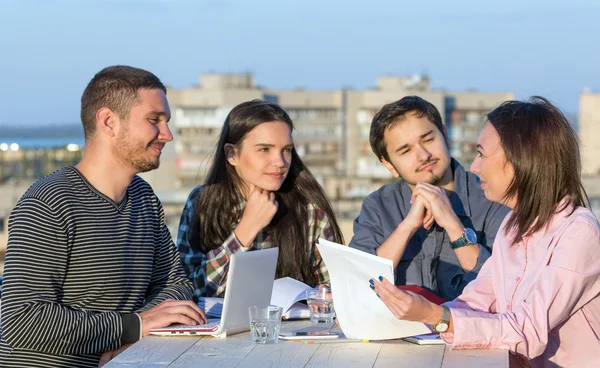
317, 238, 430, 340
270, 277, 313, 319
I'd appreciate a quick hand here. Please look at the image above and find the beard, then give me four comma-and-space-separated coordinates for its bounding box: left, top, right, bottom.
115, 127, 160, 173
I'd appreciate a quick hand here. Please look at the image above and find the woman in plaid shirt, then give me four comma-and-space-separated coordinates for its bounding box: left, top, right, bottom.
177, 100, 344, 299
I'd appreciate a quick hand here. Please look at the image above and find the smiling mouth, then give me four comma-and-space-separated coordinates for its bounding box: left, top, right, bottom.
149, 143, 165, 154
266, 173, 285, 179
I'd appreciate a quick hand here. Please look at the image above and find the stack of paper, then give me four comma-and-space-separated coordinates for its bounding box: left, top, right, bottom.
317, 238, 430, 340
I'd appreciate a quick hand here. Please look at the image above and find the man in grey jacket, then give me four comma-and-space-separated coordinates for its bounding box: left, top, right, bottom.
349, 96, 509, 301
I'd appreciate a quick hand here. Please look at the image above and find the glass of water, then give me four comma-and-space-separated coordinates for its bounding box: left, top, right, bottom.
248, 305, 282, 344
306, 286, 335, 323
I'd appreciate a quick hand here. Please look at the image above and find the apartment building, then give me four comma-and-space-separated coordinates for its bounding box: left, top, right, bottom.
579, 91, 600, 176
139, 72, 513, 237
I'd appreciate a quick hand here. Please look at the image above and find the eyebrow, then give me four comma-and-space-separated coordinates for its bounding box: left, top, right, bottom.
394, 130, 434, 153
254, 143, 294, 148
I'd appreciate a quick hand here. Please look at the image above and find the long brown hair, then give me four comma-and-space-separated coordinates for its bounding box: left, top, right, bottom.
487, 96, 589, 244
191, 100, 344, 285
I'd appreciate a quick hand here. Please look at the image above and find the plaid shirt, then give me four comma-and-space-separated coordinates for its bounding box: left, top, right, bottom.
177, 185, 336, 299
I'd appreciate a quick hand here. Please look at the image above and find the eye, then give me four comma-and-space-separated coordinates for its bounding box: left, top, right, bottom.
148, 118, 160, 124
476, 150, 483, 158
259, 147, 269, 152
283, 147, 293, 153
400, 149, 410, 155
424, 137, 434, 143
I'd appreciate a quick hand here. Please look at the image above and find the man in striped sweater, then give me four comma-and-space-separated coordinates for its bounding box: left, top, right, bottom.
0, 66, 206, 367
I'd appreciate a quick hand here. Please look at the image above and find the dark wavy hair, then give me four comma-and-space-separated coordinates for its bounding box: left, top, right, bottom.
190, 100, 344, 285
370, 95, 449, 161
487, 96, 589, 245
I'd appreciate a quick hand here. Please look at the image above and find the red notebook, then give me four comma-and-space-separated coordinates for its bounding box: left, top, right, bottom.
397, 285, 446, 305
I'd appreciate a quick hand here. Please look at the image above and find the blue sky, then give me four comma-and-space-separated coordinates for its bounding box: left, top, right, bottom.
0, 0, 598, 125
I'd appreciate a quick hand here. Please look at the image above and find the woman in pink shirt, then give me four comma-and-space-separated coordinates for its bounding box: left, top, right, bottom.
371, 96, 600, 367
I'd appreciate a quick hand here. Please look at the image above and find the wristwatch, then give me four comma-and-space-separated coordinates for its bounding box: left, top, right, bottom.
433, 306, 451, 332
450, 227, 477, 250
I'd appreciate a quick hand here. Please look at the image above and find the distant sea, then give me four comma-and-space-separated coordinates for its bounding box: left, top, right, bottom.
0, 138, 85, 149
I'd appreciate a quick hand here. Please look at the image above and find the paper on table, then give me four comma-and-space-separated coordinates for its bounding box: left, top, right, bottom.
197, 277, 312, 320
403, 333, 445, 345
317, 238, 430, 340
270, 277, 313, 319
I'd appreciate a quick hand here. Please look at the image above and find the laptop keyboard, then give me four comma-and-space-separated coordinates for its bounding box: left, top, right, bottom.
165, 320, 220, 330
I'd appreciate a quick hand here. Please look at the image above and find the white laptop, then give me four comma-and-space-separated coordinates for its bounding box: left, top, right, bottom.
149, 247, 279, 338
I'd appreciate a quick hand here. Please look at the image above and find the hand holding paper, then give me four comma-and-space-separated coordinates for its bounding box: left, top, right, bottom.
316, 239, 430, 340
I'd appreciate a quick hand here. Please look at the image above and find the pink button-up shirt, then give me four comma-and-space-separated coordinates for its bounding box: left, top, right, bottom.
441, 203, 600, 367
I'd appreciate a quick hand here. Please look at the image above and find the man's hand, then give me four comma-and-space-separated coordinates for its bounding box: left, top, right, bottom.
403, 196, 434, 232
98, 343, 132, 367
410, 182, 463, 240
234, 184, 278, 247
139, 299, 207, 337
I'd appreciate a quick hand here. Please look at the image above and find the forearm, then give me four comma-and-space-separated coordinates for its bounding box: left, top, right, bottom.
2, 301, 126, 355
445, 220, 481, 273
233, 217, 260, 248
376, 221, 417, 269
453, 244, 481, 273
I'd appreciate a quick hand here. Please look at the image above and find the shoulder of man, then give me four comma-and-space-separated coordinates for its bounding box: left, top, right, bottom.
362, 181, 406, 209
19, 167, 77, 207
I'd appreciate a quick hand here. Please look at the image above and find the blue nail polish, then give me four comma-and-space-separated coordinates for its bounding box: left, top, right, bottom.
378, 276, 383, 281
369, 279, 374, 285
369, 284, 375, 290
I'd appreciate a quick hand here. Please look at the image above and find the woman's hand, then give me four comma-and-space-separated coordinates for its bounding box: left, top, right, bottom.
235, 184, 278, 247
370, 276, 443, 326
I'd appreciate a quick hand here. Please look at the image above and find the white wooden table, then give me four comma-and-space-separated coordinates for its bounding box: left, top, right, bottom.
106, 321, 508, 368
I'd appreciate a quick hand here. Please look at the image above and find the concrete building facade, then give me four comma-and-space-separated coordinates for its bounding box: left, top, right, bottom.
579, 91, 600, 176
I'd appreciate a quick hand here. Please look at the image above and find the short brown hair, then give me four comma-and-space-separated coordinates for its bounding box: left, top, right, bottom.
80, 65, 166, 139
369, 96, 449, 162
487, 96, 589, 244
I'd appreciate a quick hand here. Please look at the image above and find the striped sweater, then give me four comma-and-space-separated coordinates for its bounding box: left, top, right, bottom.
0, 167, 194, 367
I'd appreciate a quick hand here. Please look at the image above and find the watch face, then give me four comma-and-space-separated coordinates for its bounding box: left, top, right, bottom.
435, 322, 449, 332
465, 228, 478, 244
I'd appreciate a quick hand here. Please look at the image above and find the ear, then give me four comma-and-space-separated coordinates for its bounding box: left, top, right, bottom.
224, 143, 238, 166
380, 157, 400, 178
96, 107, 118, 138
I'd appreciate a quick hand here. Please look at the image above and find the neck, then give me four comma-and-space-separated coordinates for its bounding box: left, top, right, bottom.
436, 164, 455, 192
75, 141, 136, 203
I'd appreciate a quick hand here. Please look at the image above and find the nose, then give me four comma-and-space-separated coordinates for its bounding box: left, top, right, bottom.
272, 151, 288, 168
415, 144, 432, 163
470, 156, 480, 175
158, 123, 174, 143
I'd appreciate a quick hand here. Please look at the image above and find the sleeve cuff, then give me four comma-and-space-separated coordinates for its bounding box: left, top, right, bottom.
443, 307, 501, 349
121, 313, 142, 345
225, 231, 252, 255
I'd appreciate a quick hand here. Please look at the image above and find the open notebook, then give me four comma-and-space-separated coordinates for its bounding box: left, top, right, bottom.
197, 277, 314, 320
149, 248, 278, 338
